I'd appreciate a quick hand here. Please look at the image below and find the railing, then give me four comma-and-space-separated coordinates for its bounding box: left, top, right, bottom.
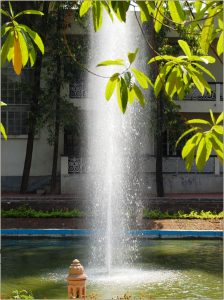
183, 82, 223, 101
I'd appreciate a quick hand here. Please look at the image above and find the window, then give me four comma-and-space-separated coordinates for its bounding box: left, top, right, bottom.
162, 130, 181, 157
1, 67, 32, 136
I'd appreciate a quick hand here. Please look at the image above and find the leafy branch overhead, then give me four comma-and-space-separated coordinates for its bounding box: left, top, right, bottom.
80, 0, 224, 57
97, 48, 153, 113
1, 2, 44, 75
148, 40, 216, 100
176, 110, 224, 172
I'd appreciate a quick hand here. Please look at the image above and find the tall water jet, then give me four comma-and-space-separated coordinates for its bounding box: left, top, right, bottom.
85, 11, 152, 273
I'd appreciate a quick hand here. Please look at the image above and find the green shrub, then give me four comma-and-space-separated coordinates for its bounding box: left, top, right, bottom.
143, 209, 224, 219
1, 205, 85, 218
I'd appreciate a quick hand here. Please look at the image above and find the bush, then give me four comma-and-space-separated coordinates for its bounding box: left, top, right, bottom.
143, 209, 224, 219
1, 205, 85, 218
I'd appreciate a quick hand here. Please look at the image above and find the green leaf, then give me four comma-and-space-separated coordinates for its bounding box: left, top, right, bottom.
1, 24, 11, 37
182, 133, 202, 159
1, 30, 14, 66
168, 0, 185, 24
102, 1, 114, 21
148, 55, 176, 64
105, 73, 119, 101
124, 71, 131, 87
209, 109, 215, 124
117, 1, 130, 22
133, 84, 145, 107
0, 123, 7, 140
154, 64, 172, 97
128, 48, 138, 64
165, 67, 177, 97
186, 119, 211, 125
92, 1, 103, 31
131, 67, 152, 89
217, 30, 223, 56
216, 112, 224, 125
0, 8, 11, 18
185, 147, 195, 172
18, 31, 28, 67
128, 88, 135, 104
15, 10, 44, 19
8, 2, 14, 17
210, 134, 224, 161
0, 101, 7, 106
196, 137, 207, 171
154, 0, 164, 33
117, 78, 128, 113
205, 135, 213, 162
178, 40, 191, 57
80, 0, 92, 17
191, 73, 205, 95
97, 59, 125, 67
176, 127, 201, 147
192, 63, 216, 81
195, 0, 202, 13
136, 1, 150, 23
200, 7, 215, 54
212, 125, 223, 135
18, 25, 44, 54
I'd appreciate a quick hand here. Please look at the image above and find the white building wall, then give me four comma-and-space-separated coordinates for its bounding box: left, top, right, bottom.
2, 129, 63, 176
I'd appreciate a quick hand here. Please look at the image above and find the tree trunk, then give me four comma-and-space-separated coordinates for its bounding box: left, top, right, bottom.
50, 9, 61, 194
20, 2, 50, 193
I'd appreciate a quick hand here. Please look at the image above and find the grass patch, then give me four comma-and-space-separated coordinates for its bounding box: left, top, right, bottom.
1, 206, 85, 218
143, 209, 224, 219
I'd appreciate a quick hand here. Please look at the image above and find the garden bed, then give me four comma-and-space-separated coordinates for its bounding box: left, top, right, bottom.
2, 217, 223, 230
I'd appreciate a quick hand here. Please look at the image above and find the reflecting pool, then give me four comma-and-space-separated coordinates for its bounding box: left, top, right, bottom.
1, 238, 223, 299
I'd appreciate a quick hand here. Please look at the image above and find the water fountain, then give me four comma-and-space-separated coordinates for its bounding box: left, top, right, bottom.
85, 11, 151, 274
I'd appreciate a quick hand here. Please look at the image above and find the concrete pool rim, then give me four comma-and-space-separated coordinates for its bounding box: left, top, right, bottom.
1, 229, 223, 239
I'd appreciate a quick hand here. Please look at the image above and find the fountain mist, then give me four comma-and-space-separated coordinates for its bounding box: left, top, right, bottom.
85, 12, 151, 272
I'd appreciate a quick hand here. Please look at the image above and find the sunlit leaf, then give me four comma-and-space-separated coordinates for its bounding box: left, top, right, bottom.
209, 109, 215, 124
92, 1, 103, 31
212, 125, 223, 135
154, 0, 164, 33
97, 59, 125, 67
176, 127, 201, 147
216, 112, 224, 125
105, 73, 119, 101
128, 48, 138, 64
217, 31, 223, 56
132, 67, 152, 89
1, 30, 13, 66
18, 31, 28, 67
0, 101, 7, 106
15, 10, 44, 18
196, 137, 207, 171
80, 0, 92, 17
18, 25, 44, 54
192, 63, 216, 81
191, 73, 204, 95
137, 1, 150, 23
182, 133, 202, 159
186, 119, 211, 125
200, 7, 215, 54
178, 40, 191, 57
168, 0, 185, 24
0, 123, 7, 140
